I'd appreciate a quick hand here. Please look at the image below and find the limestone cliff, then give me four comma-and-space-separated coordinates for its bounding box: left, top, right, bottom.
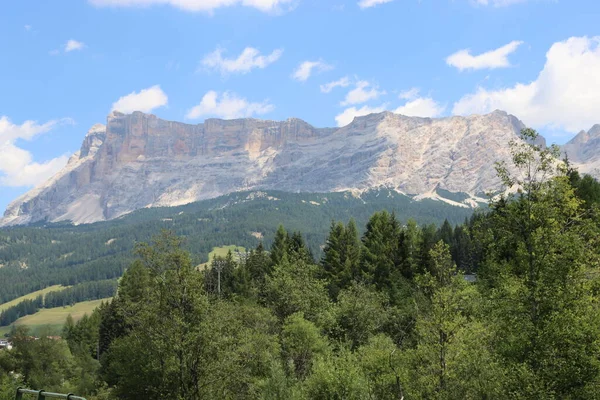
0, 110, 555, 226
562, 124, 600, 176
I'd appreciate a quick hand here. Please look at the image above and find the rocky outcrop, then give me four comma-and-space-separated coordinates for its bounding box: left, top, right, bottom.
562, 124, 600, 176
1, 109, 585, 226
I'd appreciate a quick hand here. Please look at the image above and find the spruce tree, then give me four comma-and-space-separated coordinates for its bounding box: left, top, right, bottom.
270, 225, 289, 266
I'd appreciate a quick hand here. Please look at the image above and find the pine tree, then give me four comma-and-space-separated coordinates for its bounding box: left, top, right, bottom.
437, 219, 453, 247
343, 219, 362, 288
322, 221, 346, 298
270, 225, 289, 266
289, 231, 313, 263
360, 211, 409, 304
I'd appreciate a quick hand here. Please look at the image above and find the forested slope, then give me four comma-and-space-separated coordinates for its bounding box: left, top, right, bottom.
0, 189, 478, 304
2, 130, 600, 399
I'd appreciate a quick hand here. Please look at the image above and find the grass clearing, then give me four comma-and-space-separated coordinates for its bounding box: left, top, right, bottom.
208, 245, 246, 262
0, 298, 111, 337
0, 285, 66, 312
197, 245, 246, 270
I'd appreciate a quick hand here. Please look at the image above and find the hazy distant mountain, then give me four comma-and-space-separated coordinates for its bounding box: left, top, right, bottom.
562, 124, 600, 176
1, 109, 594, 227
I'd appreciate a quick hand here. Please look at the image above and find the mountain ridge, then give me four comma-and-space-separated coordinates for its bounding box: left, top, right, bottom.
1, 110, 596, 227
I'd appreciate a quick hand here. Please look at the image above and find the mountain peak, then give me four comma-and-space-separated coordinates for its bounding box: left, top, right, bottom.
86, 123, 106, 136
2, 111, 596, 227
588, 124, 600, 137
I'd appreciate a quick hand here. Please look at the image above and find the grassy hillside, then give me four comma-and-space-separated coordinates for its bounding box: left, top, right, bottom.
0, 285, 66, 312
208, 245, 247, 262
0, 298, 111, 337
0, 189, 483, 305
197, 245, 247, 269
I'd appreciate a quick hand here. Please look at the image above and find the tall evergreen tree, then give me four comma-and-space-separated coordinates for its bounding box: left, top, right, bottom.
321, 219, 362, 299
270, 225, 289, 266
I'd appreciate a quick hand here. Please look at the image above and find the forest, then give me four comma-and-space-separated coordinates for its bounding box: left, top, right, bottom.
1, 129, 600, 399
0, 185, 477, 305
0, 280, 118, 327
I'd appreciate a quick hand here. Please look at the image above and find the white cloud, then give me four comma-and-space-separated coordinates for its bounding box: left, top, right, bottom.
201, 47, 283, 75
320, 76, 351, 93
341, 80, 385, 106
111, 85, 168, 114
474, 0, 528, 6
453, 36, 600, 133
394, 88, 445, 117
446, 40, 523, 71
398, 87, 420, 100
24, 25, 32, 31
186, 91, 274, 120
65, 39, 85, 52
0, 117, 72, 187
335, 104, 387, 127
0, 117, 60, 143
394, 97, 445, 118
88, 0, 294, 13
358, 0, 393, 8
292, 60, 333, 82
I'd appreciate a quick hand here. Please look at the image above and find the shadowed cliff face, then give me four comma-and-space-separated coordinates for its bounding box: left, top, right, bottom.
0, 109, 568, 226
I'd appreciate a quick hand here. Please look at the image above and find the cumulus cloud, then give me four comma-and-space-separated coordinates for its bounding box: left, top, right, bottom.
201, 47, 283, 75
88, 0, 294, 13
334, 85, 445, 126
65, 39, 85, 52
453, 36, 600, 133
358, 0, 394, 8
111, 85, 168, 114
446, 40, 523, 71
335, 104, 387, 127
292, 60, 333, 82
394, 97, 445, 118
341, 80, 385, 106
0, 117, 72, 187
186, 91, 274, 120
393, 88, 445, 117
320, 76, 351, 93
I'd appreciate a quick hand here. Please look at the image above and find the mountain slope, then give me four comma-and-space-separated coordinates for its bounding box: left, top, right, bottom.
562, 124, 600, 176
0, 189, 479, 303
2, 110, 528, 226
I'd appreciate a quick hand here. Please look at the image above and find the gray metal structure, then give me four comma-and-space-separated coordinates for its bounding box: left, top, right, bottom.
15, 388, 86, 400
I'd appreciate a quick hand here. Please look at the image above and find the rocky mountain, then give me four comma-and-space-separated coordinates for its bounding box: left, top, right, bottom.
0, 109, 587, 227
562, 124, 600, 176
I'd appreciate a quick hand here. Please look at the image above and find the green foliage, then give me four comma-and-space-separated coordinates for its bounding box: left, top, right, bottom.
265, 255, 333, 328
281, 313, 328, 379
356, 334, 404, 400
107, 231, 208, 400
480, 128, 600, 397
303, 347, 370, 400
333, 283, 389, 349
3, 136, 600, 399
406, 242, 502, 399
0, 189, 475, 305
321, 219, 361, 299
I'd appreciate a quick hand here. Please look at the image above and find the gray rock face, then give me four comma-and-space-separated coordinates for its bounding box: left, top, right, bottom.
561, 124, 600, 176
1, 109, 591, 226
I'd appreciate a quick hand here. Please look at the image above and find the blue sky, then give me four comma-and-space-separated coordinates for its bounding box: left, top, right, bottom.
1, 0, 600, 212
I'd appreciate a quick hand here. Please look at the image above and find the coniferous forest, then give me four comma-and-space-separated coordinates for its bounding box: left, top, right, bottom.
2, 130, 600, 399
